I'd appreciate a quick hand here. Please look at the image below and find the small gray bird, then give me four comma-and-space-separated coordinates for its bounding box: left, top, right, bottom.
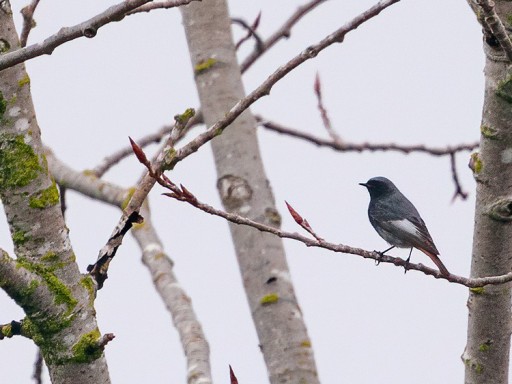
359, 176, 450, 276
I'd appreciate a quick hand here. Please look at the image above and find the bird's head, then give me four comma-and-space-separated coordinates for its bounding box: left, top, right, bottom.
359, 176, 397, 199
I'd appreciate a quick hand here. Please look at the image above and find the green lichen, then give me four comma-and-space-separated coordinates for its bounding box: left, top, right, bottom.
163, 147, 177, 169
21, 316, 71, 364
265, 208, 282, 226
260, 293, 279, 305
0, 39, 10, 54
41, 251, 58, 263
121, 187, 136, 210
18, 75, 30, 88
0, 135, 42, 189
470, 286, 485, 295
71, 329, 102, 363
479, 341, 491, 352
480, 125, 498, 140
214, 127, 223, 137
174, 108, 195, 124
82, 169, 98, 178
475, 363, 484, 374
470, 152, 482, 174
80, 276, 96, 305
16, 258, 77, 311
194, 58, 217, 74
0, 91, 6, 120
1, 323, 13, 338
496, 75, 512, 103
29, 181, 59, 209
300, 340, 312, 348
12, 229, 28, 246
508, 15, 512, 26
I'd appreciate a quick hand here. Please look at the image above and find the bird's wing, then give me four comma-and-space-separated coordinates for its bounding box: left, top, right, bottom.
380, 218, 439, 255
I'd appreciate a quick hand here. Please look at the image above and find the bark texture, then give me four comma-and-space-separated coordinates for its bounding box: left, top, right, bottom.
464, 2, 512, 382
0, 3, 110, 383
180, 1, 319, 383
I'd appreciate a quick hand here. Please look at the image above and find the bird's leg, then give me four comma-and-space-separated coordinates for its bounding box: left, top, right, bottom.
375, 245, 395, 265
404, 248, 413, 274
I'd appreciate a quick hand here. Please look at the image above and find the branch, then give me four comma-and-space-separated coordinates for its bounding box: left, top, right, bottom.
0, 320, 24, 340
0, 0, 201, 72
88, 109, 195, 288
126, 0, 199, 15
32, 349, 43, 384
170, 0, 402, 170
91, 111, 202, 177
20, 0, 41, 48
314, 73, 342, 143
257, 116, 479, 156
450, 153, 468, 202
232, 13, 263, 51
240, 0, 327, 72
148, 175, 512, 288
474, 0, 512, 61
46, 149, 212, 383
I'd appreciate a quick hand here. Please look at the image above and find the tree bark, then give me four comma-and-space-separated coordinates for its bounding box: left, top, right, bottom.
464, 2, 512, 382
0, 3, 110, 382
180, 1, 320, 383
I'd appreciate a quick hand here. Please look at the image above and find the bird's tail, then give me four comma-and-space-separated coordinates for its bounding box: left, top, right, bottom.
419, 248, 450, 276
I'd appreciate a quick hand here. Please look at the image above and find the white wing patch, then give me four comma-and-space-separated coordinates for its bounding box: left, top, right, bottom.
388, 219, 422, 237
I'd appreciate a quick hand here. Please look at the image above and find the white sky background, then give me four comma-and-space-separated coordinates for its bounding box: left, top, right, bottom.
0, 0, 493, 383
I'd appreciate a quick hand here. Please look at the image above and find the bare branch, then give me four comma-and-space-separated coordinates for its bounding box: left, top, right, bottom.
171, 0, 402, 169
126, 0, 199, 15
97, 333, 115, 349
258, 116, 479, 156
92, 111, 202, 177
0, 320, 24, 340
241, 0, 327, 72
46, 149, 212, 383
152, 176, 512, 288
474, 0, 512, 61
0, 0, 201, 72
232, 13, 263, 51
20, 0, 41, 48
450, 153, 468, 202
88, 109, 195, 288
32, 349, 43, 384
314, 73, 342, 143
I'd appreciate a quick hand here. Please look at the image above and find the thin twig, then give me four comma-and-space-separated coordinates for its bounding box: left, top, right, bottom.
240, 0, 327, 72
143, 169, 511, 288
88, 110, 195, 288
314, 73, 342, 143
20, 0, 41, 48
0, 0, 201, 71
257, 116, 479, 156
89, 0, 401, 287
32, 349, 43, 384
233, 13, 263, 51
92, 111, 202, 177
170, 0, 403, 170
450, 153, 468, 202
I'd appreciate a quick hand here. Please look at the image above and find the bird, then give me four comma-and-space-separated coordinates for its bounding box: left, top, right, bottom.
359, 176, 450, 276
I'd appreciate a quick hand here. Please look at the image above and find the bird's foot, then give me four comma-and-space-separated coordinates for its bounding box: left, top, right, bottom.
374, 251, 384, 266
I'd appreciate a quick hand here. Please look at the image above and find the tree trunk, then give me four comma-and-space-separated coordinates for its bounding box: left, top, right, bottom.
464, 2, 512, 382
180, 1, 320, 382
0, 3, 110, 382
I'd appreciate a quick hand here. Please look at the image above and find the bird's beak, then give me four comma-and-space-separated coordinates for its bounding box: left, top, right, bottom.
359, 182, 368, 188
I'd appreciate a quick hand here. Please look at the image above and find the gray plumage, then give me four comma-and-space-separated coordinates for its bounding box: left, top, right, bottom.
360, 176, 449, 276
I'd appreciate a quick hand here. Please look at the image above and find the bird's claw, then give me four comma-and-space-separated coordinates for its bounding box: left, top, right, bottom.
374, 251, 384, 266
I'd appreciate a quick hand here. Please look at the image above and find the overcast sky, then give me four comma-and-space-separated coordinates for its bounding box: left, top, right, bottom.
0, 0, 492, 383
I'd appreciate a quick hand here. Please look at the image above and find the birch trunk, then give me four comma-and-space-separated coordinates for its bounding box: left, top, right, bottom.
0, 3, 110, 382
180, 1, 320, 382
464, 2, 512, 382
